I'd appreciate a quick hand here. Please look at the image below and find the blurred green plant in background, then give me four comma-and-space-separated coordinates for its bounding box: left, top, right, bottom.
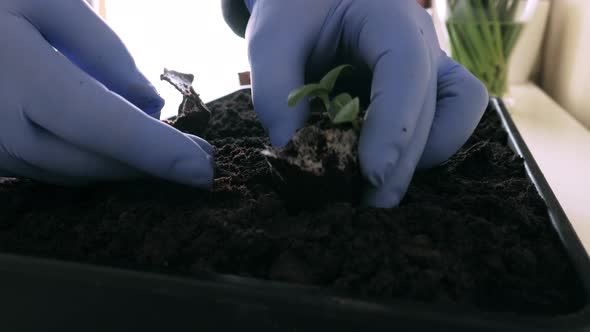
441, 0, 537, 97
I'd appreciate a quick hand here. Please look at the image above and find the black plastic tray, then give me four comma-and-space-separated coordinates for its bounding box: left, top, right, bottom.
1, 97, 589, 332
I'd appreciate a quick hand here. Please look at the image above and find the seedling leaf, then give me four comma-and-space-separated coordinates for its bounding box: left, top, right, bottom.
287, 83, 329, 108
332, 97, 360, 124
287, 64, 361, 129
329, 93, 353, 118
320, 65, 353, 92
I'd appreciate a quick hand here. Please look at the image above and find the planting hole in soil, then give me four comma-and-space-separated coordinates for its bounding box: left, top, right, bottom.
0, 68, 585, 317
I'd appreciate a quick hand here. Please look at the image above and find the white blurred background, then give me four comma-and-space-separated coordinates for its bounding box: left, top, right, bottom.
97, 1, 250, 119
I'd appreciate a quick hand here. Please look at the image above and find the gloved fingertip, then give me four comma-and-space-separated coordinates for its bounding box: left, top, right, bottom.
358, 140, 400, 188
140, 94, 165, 117
171, 155, 215, 189
268, 130, 293, 148
244, 0, 256, 12
146, 96, 166, 117
200, 142, 216, 157
363, 184, 402, 209
256, 101, 307, 147
124, 83, 166, 116
149, 111, 162, 120
187, 134, 215, 156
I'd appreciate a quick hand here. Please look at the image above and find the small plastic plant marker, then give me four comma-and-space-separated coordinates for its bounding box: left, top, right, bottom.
160, 68, 211, 118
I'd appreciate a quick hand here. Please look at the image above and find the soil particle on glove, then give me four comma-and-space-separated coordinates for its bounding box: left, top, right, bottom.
0, 89, 584, 316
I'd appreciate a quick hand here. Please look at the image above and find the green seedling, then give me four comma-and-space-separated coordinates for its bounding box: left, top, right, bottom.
287, 65, 361, 130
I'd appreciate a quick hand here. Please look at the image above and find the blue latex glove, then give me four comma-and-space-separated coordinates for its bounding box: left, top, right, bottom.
0, 0, 213, 187
244, 0, 489, 207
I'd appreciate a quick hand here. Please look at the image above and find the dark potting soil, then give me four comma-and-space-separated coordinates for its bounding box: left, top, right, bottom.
0, 89, 584, 315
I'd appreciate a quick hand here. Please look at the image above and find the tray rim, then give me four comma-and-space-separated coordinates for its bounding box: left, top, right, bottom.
1, 94, 589, 331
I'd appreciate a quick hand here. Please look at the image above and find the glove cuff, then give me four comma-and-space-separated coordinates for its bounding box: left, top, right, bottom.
221, 0, 251, 38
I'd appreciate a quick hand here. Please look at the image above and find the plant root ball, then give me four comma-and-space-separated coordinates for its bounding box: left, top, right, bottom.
262, 122, 363, 210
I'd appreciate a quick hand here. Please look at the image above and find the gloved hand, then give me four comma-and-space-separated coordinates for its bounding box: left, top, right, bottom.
0, 0, 213, 187
243, 0, 489, 207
